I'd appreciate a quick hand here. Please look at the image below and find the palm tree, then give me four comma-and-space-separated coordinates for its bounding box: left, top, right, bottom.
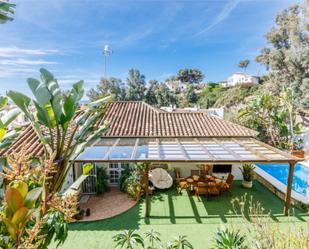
113, 230, 145, 249
167, 236, 194, 249
0, 0, 15, 24
145, 229, 161, 249
238, 60, 250, 72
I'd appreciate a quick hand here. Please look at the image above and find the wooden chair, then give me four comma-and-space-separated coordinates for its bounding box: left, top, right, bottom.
208, 182, 220, 199
221, 173, 234, 194
191, 169, 200, 176
176, 171, 187, 193
195, 182, 208, 199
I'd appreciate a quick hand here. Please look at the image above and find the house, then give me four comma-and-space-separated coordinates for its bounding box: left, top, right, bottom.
223, 72, 259, 87
160, 105, 224, 119
165, 79, 187, 92
0, 101, 300, 215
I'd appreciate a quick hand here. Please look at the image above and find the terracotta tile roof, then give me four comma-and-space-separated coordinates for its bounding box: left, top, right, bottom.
0, 101, 257, 157
100, 101, 256, 137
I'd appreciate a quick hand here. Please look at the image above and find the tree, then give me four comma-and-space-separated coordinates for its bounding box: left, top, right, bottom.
238, 60, 250, 72
0, 0, 15, 24
7, 68, 110, 194
145, 80, 159, 106
238, 89, 302, 150
198, 82, 223, 108
126, 69, 146, 101
177, 68, 204, 84
184, 84, 198, 104
256, 3, 309, 108
87, 77, 125, 101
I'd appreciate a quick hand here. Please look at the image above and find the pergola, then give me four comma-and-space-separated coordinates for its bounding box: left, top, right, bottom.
75, 137, 302, 216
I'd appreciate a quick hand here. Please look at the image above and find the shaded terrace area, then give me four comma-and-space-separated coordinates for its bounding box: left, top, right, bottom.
75, 137, 301, 216
60, 181, 308, 249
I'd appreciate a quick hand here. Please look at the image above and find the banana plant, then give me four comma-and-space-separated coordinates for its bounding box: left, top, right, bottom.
2, 181, 42, 249
0, 96, 21, 150
7, 68, 110, 192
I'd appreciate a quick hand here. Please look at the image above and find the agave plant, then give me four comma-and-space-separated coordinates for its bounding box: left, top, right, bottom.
212, 227, 248, 249
7, 68, 110, 193
113, 230, 145, 249
2, 181, 42, 248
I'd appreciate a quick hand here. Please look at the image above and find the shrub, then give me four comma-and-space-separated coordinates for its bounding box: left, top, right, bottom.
212, 227, 248, 249
119, 165, 143, 199
119, 166, 133, 192
229, 194, 309, 249
96, 167, 109, 195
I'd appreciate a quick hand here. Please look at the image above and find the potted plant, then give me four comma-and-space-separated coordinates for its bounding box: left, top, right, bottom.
289, 138, 305, 158
240, 164, 255, 188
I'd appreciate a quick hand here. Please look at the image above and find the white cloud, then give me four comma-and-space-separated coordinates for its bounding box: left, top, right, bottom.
0, 47, 59, 57
0, 67, 38, 78
0, 59, 59, 66
194, 0, 241, 37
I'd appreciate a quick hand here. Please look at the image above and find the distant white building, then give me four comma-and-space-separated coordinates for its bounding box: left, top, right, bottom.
165, 80, 187, 92
160, 105, 224, 119
224, 72, 259, 87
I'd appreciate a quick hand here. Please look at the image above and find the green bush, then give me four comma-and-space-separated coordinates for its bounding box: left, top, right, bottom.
96, 167, 109, 195
119, 166, 133, 192
119, 165, 142, 199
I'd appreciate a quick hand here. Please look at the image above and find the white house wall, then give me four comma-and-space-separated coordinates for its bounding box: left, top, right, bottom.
163, 162, 243, 180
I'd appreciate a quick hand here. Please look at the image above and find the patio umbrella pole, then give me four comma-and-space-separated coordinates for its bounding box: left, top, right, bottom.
284, 161, 295, 216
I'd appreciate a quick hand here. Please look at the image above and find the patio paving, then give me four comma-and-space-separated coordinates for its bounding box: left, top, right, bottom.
57, 181, 309, 249
79, 187, 137, 221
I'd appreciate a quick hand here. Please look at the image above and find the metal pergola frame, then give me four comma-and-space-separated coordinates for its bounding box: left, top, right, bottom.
74, 136, 302, 217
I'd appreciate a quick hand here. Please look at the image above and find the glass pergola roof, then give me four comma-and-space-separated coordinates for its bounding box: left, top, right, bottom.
74, 137, 297, 163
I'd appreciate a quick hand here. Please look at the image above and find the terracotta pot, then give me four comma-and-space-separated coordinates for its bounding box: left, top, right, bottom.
242, 180, 253, 188
289, 149, 305, 158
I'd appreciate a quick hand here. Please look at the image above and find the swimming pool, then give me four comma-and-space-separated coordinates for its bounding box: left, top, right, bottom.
256, 163, 309, 203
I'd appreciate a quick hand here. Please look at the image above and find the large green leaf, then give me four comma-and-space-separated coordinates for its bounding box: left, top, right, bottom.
11, 207, 29, 226
2, 218, 17, 240
1, 108, 20, 126
40, 68, 54, 84
24, 187, 42, 208
7, 91, 31, 115
28, 78, 52, 106
0, 95, 8, 109
5, 188, 23, 213
11, 181, 28, 199
34, 101, 51, 127
0, 128, 5, 140
71, 80, 84, 102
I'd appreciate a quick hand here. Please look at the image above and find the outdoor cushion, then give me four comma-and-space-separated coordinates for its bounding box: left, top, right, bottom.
149, 168, 173, 189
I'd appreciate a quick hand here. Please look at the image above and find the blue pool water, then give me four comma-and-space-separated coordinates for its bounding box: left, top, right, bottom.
256, 163, 309, 198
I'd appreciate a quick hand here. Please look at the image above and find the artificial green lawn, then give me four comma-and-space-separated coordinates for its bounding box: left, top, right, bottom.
56, 181, 308, 249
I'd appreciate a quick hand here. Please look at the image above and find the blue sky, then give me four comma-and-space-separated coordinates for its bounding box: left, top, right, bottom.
0, 0, 298, 98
